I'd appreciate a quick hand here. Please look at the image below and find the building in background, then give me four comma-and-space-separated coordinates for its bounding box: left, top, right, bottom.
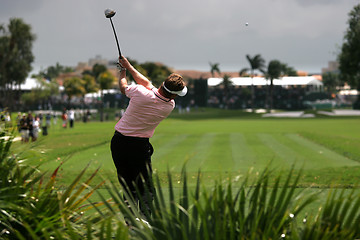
322, 61, 339, 74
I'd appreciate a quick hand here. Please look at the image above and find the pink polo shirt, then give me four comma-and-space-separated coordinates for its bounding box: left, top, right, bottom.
115, 85, 175, 138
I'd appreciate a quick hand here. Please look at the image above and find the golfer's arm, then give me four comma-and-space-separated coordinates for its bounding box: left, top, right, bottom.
127, 65, 153, 90
119, 71, 127, 95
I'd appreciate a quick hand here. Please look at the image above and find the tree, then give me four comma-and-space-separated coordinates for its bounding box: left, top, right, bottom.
97, 71, 115, 121
140, 61, 170, 87
0, 18, 35, 110
280, 63, 297, 76
63, 77, 86, 106
240, 54, 266, 111
118, 58, 171, 87
34, 63, 74, 80
222, 74, 232, 107
322, 72, 341, 94
21, 78, 60, 109
265, 60, 282, 111
81, 74, 98, 108
82, 74, 98, 94
92, 64, 107, 79
90, 63, 108, 121
209, 62, 221, 77
338, 3, 360, 108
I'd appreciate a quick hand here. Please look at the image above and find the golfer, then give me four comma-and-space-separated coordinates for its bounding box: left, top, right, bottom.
110, 56, 187, 216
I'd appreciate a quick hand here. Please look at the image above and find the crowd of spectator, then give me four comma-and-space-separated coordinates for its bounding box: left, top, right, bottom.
10, 108, 94, 143
16, 111, 56, 142
207, 85, 306, 110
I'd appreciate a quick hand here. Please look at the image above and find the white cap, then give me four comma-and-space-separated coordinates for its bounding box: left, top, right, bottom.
163, 84, 188, 97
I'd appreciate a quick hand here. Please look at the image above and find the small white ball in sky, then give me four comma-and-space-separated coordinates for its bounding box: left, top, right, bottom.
245, 22, 249, 26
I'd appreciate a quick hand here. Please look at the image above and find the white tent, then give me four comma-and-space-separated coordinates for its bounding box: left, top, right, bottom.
20, 78, 42, 90
208, 76, 323, 88
18, 78, 65, 91
84, 89, 120, 98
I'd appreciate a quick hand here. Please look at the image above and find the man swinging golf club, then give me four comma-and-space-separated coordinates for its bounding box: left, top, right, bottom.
110, 56, 187, 216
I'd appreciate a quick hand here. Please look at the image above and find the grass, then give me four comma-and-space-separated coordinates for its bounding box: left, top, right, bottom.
5, 108, 360, 239
12, 108, 360, 189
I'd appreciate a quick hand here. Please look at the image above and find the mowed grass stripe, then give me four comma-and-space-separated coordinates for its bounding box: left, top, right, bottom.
186, 133, 217, 171
257, 133, 299, 169
244, 133, 279, 168
273, 133, 348, 169
284, 133, 360, 167
152, 134, 191, 171
230, 133, 257, 170
154, 133, 220, 172
202, 133, 233, 172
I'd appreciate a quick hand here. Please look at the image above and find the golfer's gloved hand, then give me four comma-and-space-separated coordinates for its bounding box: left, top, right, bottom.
117, 62, 126, 72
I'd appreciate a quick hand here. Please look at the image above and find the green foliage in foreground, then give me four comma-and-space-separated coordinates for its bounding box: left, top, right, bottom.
1, 129, 360, 239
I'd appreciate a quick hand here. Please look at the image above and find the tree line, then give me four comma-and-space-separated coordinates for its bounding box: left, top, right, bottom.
210, 55, 298, 112
1, 3, 360, 111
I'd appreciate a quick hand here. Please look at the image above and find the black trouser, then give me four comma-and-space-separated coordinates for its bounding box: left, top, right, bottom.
110, 131, 154, 216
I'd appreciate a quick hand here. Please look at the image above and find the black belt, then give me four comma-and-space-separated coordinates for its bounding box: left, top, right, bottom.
114, 131, 149, 142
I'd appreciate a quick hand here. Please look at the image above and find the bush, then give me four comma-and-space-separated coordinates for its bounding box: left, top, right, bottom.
303, 92, 331, 101
353, 98, 360, 109
0, 128, 105, 239
94, 167, 360, 239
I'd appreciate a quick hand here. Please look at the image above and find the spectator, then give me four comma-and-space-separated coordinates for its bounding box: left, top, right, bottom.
38, 113, 43, 127
86, 110, 91, 121
16, 112, 21, 132
69, 109, 75, 128
46, 113, 51, 128
4, 112, 11, 127
32, 117, 40, 141
82, 110, 87, 123
19, 114, 29, 142
27, 112, 34, 142
53, 112, 58, 126
62, 110, 68, 128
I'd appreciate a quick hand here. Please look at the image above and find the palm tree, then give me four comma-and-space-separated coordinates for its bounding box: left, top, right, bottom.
265, 60, 282, 112
209, 62, 221, 77
280, 63, 297, 76
240, 54, 265, 111
222, 74, 232, 107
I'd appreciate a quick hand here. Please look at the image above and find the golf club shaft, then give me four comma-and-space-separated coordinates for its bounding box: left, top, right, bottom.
109, 18, 122, 58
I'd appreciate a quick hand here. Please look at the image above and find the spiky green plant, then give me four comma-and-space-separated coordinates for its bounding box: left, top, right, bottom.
293, 189, 360, 239
92, 164, 360, 240
92, 166, 312, 239
0, 129, 105, 239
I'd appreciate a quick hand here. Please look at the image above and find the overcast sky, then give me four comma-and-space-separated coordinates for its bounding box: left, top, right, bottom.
0, 0, 358, 74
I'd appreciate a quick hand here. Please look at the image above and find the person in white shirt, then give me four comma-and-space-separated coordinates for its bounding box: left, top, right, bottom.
69, 109, 75, 128
32, 117, 40, 141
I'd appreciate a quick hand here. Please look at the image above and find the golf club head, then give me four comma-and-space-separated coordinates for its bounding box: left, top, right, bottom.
105, 9, 116, 18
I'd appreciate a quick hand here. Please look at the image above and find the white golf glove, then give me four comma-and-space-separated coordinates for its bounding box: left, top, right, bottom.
117, 62, 126, 72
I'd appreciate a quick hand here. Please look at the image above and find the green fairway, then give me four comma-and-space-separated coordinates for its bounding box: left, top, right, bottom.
19, 109, 360, 188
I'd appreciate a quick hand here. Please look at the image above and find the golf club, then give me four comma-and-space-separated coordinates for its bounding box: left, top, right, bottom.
105, 8, 122, 58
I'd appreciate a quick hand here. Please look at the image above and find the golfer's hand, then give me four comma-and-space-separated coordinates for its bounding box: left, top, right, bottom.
119, 56, 131, 70
120, 67, 127, 77
117, 61, 126, 72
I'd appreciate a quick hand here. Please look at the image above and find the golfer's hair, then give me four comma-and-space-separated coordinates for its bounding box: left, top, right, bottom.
164, 73, 184, 92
